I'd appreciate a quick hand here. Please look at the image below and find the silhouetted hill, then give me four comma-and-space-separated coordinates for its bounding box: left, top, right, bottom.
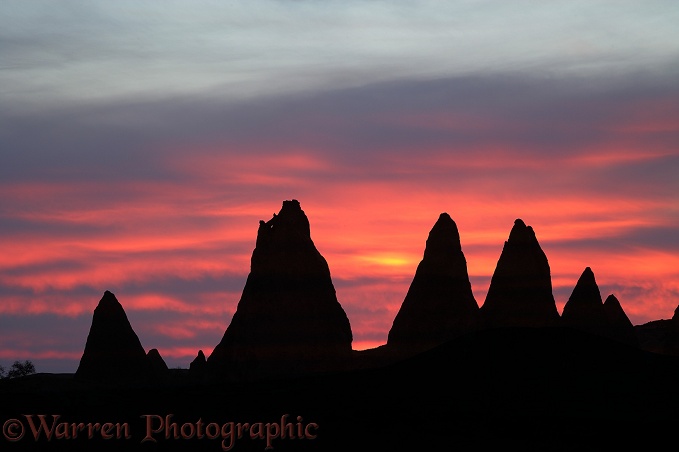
74, 291, 149, 383
480, 219, 559, 327
207, 200, 353, 381
636, 304, 679, 355
387, 213, 478, 356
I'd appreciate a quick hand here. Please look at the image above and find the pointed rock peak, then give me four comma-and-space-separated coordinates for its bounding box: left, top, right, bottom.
481, 217, 558, 328
603, 294, 631, 322
424, 213, 461, 255
95, 290, 125, 314
604, 294, 632, 326
507, 218, 536, 244
570, 267, 602, 304
431, 213, 458, 236
603, 294, 620, 309
280, 199, 302, 214
388, 210, 477, 352
75, 291, 148, 382
190, 350, 206, 366
189, 350, 207, 374
258, 199, 311, 240
147, 348, 168, 373
208, 200, 353, 379
577, 267, 597, 286
561, 267, 604, 326
437, 212, 453, 223
91, 291, 135, 327
602, 294, 637, 345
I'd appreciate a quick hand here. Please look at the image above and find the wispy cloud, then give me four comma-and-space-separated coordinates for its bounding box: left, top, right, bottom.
3, 1, 678, 110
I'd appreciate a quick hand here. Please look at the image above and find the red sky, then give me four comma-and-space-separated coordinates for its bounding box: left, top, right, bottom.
2, 82, 678, 370
2, 3, 679, 372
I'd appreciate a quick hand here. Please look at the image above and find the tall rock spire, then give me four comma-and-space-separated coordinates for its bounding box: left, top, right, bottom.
207, 200, 352, 380
387, 213, 478, 354
480, 219, 559, 328
75, 290, 149, 382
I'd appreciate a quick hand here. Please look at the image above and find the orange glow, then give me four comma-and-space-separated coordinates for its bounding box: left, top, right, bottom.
356, 253, 418, 271
353, 340, 387, 351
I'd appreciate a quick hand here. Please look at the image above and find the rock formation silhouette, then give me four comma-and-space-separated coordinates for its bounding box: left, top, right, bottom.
387, 213, 478, 355
603, 294, 637, 346
207, 200, 353, 380
75, 290, 149, 383
11, 202, 679, 450
561, 267, 608, 332
636, 304, 679, 355
480, 219, 559, 327
561, 268, 637, 345
189, 350, 207, 376
147, 348, 168, 376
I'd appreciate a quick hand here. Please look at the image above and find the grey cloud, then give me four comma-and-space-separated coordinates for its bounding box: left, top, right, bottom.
4, 0, 679, 111
543, 225, 679, 255
3, 71, 678, 185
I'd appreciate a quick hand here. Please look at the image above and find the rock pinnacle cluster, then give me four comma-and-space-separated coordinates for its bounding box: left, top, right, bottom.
73, 202, 648, 384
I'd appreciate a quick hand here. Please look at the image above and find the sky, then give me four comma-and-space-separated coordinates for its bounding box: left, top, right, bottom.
1, 1, 679, 373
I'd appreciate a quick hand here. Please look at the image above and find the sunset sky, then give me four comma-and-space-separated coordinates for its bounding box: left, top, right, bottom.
2, 1, 678, 372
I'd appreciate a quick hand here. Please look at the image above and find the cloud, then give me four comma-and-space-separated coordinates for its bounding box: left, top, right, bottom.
3, 1, 679, 112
